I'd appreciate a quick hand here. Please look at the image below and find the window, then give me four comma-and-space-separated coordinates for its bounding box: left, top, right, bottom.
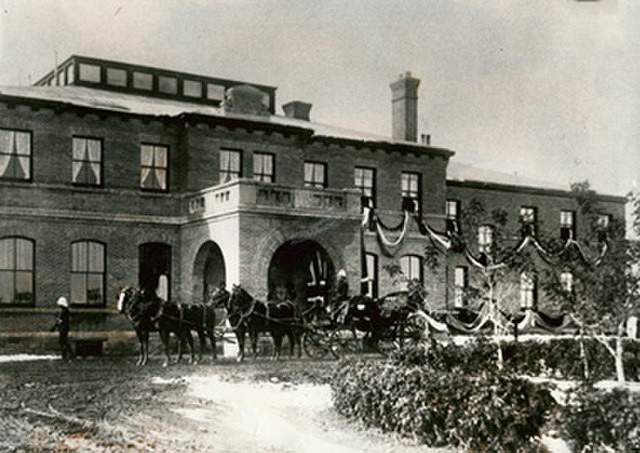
78, 63, 101, 83
454, 266, 468, 308
158, 76, 178, 94
140, 144, 168, 191
520, 273, 537, 309
560, 271, 573, 293
220, 149, 242, 183
478, 225, 493, 253
106, 67, 127, 87
401, 172, 420, 212
133, 71, 153, 90
207, 83, 225, 101
597, 214, 611, 229
304, 161, 327, 188
446, 199, 460, 234
354, 167, 375, 209
72, 137, 102, 186
253, 152, 274, 183
0, 129, 31, 181
362, 253, 378, 299
183, 80, 203, 98
520, 206, 538, 237
560, 210, 576, 240
0, 237, 34, 305
400, 255, 423, 283
71, 241, 105, 306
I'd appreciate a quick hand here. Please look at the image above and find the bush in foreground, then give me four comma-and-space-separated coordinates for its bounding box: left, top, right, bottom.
331, 358, 555, 452
562, 387, 640, 452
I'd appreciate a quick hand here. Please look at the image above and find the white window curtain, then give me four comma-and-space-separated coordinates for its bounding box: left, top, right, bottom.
0, 131, 30, 179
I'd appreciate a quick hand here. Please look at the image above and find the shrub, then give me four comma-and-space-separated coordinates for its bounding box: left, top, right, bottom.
562, 386, 640, 452
331, 358, 555, 451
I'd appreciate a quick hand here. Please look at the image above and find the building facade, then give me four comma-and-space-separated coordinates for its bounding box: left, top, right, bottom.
0, 56, 625, 351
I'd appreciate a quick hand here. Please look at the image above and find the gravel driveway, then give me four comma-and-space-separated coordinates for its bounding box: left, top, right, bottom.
0, 356, 450, 452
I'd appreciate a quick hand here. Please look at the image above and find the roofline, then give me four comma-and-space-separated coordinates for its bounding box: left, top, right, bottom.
311, 135, 454, 158
447, 179, 627, 203
0, 92, 455, 157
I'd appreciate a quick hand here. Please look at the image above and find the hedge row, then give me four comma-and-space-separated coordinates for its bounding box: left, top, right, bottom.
563, 387, 640, 452
392, 337, 640, 381
331, 359, 555, 452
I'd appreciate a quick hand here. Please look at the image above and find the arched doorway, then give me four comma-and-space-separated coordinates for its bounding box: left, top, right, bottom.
193, 241, 226, 304
268, 240, 334, 306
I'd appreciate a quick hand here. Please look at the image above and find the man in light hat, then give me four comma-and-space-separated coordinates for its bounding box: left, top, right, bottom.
51, 296, 72, 360
333, 269, 350, 324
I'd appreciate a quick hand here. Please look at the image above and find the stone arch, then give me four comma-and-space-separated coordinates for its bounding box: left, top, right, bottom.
192, 240, 226, 304
267, 239, 335, 306
251, 226, 345, 296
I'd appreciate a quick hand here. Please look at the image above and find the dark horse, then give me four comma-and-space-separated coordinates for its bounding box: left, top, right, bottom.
117, 287, 225, 366
226, 285, 301, 361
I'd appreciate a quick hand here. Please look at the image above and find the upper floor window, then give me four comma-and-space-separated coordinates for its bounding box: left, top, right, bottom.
220, 149, 242, 184
520, 206, 538, 237
72, 137, 102, 186
71, 241, 105, 306
253, 152, 274, 183
183, 80, 203, 98
304, 161, 327, 188
478, 225, 493, 253
0, 237, 34, 305
78, 63, 101, 83
0, 129, 31, 181
597, 214, 611, 229
158, 75, 178, 95
354, 167, 376, 209
401, 172, 420, 212
560, 210, 576, 240
454, 266, 468, 308
520, 273, 537, 309
446, 199, 460, 234
140, 144, 168, 191
133, 71, 153, 90
400, 255, 423, 284
106, 67, 127, 87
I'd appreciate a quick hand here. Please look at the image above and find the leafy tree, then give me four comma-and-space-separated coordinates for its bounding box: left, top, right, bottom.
427, 198, 535, 368
541, 182, 640, 382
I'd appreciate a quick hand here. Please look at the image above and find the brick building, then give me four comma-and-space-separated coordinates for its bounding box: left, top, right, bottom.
0, 56, 625, 351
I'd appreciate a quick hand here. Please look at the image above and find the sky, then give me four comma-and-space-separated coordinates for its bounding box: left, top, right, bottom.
0, 0, 638, 204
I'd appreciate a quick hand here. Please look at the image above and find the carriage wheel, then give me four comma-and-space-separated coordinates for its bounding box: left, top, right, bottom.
329, 327, 359, 359
303, 328, 330, 359
403, 314, 431, 349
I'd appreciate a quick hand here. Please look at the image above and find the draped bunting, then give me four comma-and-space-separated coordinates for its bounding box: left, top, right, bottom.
375, 211, 411, 256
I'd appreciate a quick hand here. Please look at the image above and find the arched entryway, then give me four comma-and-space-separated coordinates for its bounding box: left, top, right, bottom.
193, 241, 226, 304
139, 243, 171, 300
268, 240, 335, 305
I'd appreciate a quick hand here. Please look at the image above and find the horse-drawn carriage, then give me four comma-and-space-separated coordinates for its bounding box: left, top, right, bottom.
117, 284, 434, 365
301, 291, 434, 359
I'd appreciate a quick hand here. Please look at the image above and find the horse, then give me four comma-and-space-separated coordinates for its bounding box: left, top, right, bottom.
226, 284, 301, 361
117, 286, 194, 366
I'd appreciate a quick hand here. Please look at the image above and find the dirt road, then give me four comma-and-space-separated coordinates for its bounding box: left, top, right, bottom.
0, 356, 448, 452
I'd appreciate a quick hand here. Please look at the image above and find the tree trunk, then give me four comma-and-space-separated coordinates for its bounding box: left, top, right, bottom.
578, 328, 590, 381
615, 322, 626, 383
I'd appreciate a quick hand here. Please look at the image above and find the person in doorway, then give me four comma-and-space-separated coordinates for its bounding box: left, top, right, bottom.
50, 296, 72, 361
333, 269, 350, 324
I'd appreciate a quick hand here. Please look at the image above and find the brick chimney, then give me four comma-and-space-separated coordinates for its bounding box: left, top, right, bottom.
390, 72, 420, 142
282, 101, 312, 121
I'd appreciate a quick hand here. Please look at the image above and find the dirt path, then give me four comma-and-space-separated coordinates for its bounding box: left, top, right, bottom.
0, 356, 450, 452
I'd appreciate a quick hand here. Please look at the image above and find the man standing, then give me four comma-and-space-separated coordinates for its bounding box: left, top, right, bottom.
51, 296, 72, 360
334, 269, 350, 324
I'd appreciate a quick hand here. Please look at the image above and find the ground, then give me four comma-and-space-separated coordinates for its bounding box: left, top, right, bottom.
0, 355, 451, 452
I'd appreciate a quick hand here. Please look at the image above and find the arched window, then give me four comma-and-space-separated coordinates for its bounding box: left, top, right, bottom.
400, 255, 423, 284
0, 237, 34, 305
71, 241, 105, 305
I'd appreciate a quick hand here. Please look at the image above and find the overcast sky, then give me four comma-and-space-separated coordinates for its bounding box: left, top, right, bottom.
1, 0, 638, 200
